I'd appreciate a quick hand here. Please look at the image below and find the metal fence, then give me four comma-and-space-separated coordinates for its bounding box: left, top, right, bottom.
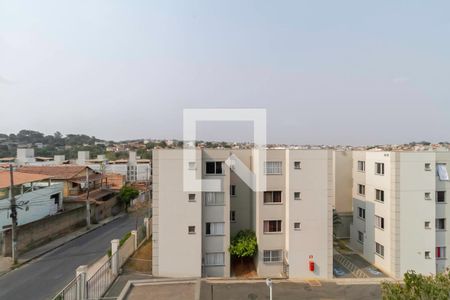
52, 274, 80, 300
86, 252, 117, 300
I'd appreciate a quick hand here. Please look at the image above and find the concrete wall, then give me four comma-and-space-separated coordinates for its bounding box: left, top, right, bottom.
0, 183, 64, 231
2, 205, 93, 256
333, 151, 353, 238
286, 150, 333, 279
152, 149, 202, 277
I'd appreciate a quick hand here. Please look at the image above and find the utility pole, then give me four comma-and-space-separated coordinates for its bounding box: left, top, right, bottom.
85, 168, 91, 229
9, 164, 18, 264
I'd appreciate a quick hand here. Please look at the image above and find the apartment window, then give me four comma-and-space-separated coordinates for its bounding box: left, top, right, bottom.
230, 211, 236, 222
294, 222, 301, 230
425, 163, 432, 171
375, 162, 385, 175
375, 215, 385, 230
436, 247, 446, 259
205, 161, 223, 175
357, 184, 366, 196
188, 162, 196, 170
425, 192, 432, 200
375, 242, 385, 257
294, 192, 301, 200
425, 221, 431, 229
188, 226, 196, 234
357, 161, 366, 172
358, 207, 366, 220
264, 191, 282, 204
436, 218, 446, 230
188, 193, 196, 202
204, 192, 225, 206
263, 220, 282, 233
437, 164, 449, 181
205, 252, 225, 266
294, 161, 301, 169
265, 161, 282, 175
358, 231, 364, 244
437, 191, 446, 203
375, 189, 385, 202
205, 222, 225, 236
263, 250, 282, 263
425, 251, 431, 259
230, 185, 237, 197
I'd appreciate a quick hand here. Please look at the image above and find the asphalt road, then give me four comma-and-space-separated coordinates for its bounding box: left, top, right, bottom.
0, 214, 140, 300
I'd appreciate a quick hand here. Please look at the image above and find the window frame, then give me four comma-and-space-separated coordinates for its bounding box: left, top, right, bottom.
188, 226, 196, 234
375, 189, 385, 203
375, 162, 385, 175
264, 161, 282, 175
293, 222, 301, 230
263, 191, 282, 204
204, 192, 225, 206
188, 193, 196, 202
230, 211, 236, 222
358, 207, 366, 220
263, 220, 283, 233
436, 218, 446, 230
294, 192, 301, 200
358, 231, 364, 244
437, 191, 446, 203
230, 185, 237, 197
205, 161, 224, 175
205, 222, 225, 236
204, 252, 225, 266
357, 184, 366, 196
375, 215, 385, 230
436, 246, 446, 259
375, 242, 385, 258
357, 160, 366, 172
263, 249, 283, 263
294, 161, 301, 170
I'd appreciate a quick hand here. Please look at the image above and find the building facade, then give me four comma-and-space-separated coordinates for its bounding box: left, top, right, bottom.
152, 149, 335, 279
350, 151, 450, 279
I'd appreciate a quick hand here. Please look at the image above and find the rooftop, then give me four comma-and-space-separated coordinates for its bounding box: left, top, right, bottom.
17, 165, 90, 180
0, 171, 51, 189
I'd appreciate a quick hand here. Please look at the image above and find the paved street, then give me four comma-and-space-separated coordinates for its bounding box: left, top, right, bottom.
0, 214, 140, 300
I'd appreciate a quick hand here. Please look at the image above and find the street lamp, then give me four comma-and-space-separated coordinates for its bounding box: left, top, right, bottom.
266, 278, 273, 300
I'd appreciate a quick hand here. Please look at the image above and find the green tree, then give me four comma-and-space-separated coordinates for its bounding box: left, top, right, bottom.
118, 186, 139, 210
382, 271, 450, 300
228, 230, 258, 260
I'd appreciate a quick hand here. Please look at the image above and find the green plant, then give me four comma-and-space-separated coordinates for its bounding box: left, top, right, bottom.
118, 186, 139, 209
381, 270, 450, 300
228, 230, 258, 259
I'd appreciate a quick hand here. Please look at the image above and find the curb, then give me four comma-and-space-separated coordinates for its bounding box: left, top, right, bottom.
0, 213, 126, 278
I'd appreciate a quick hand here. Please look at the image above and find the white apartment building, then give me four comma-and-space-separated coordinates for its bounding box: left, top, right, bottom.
350, 151, 450, 279
152, 149, 339, 279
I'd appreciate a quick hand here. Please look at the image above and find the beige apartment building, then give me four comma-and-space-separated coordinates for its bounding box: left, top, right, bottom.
152, 149, 351, 279
350, 151, 450, 279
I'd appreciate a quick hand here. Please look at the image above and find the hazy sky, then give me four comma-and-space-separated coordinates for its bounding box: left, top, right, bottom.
1, 1, 449, 145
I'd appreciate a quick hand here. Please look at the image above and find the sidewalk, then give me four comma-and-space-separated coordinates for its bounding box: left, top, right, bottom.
0, 213, 125, 277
